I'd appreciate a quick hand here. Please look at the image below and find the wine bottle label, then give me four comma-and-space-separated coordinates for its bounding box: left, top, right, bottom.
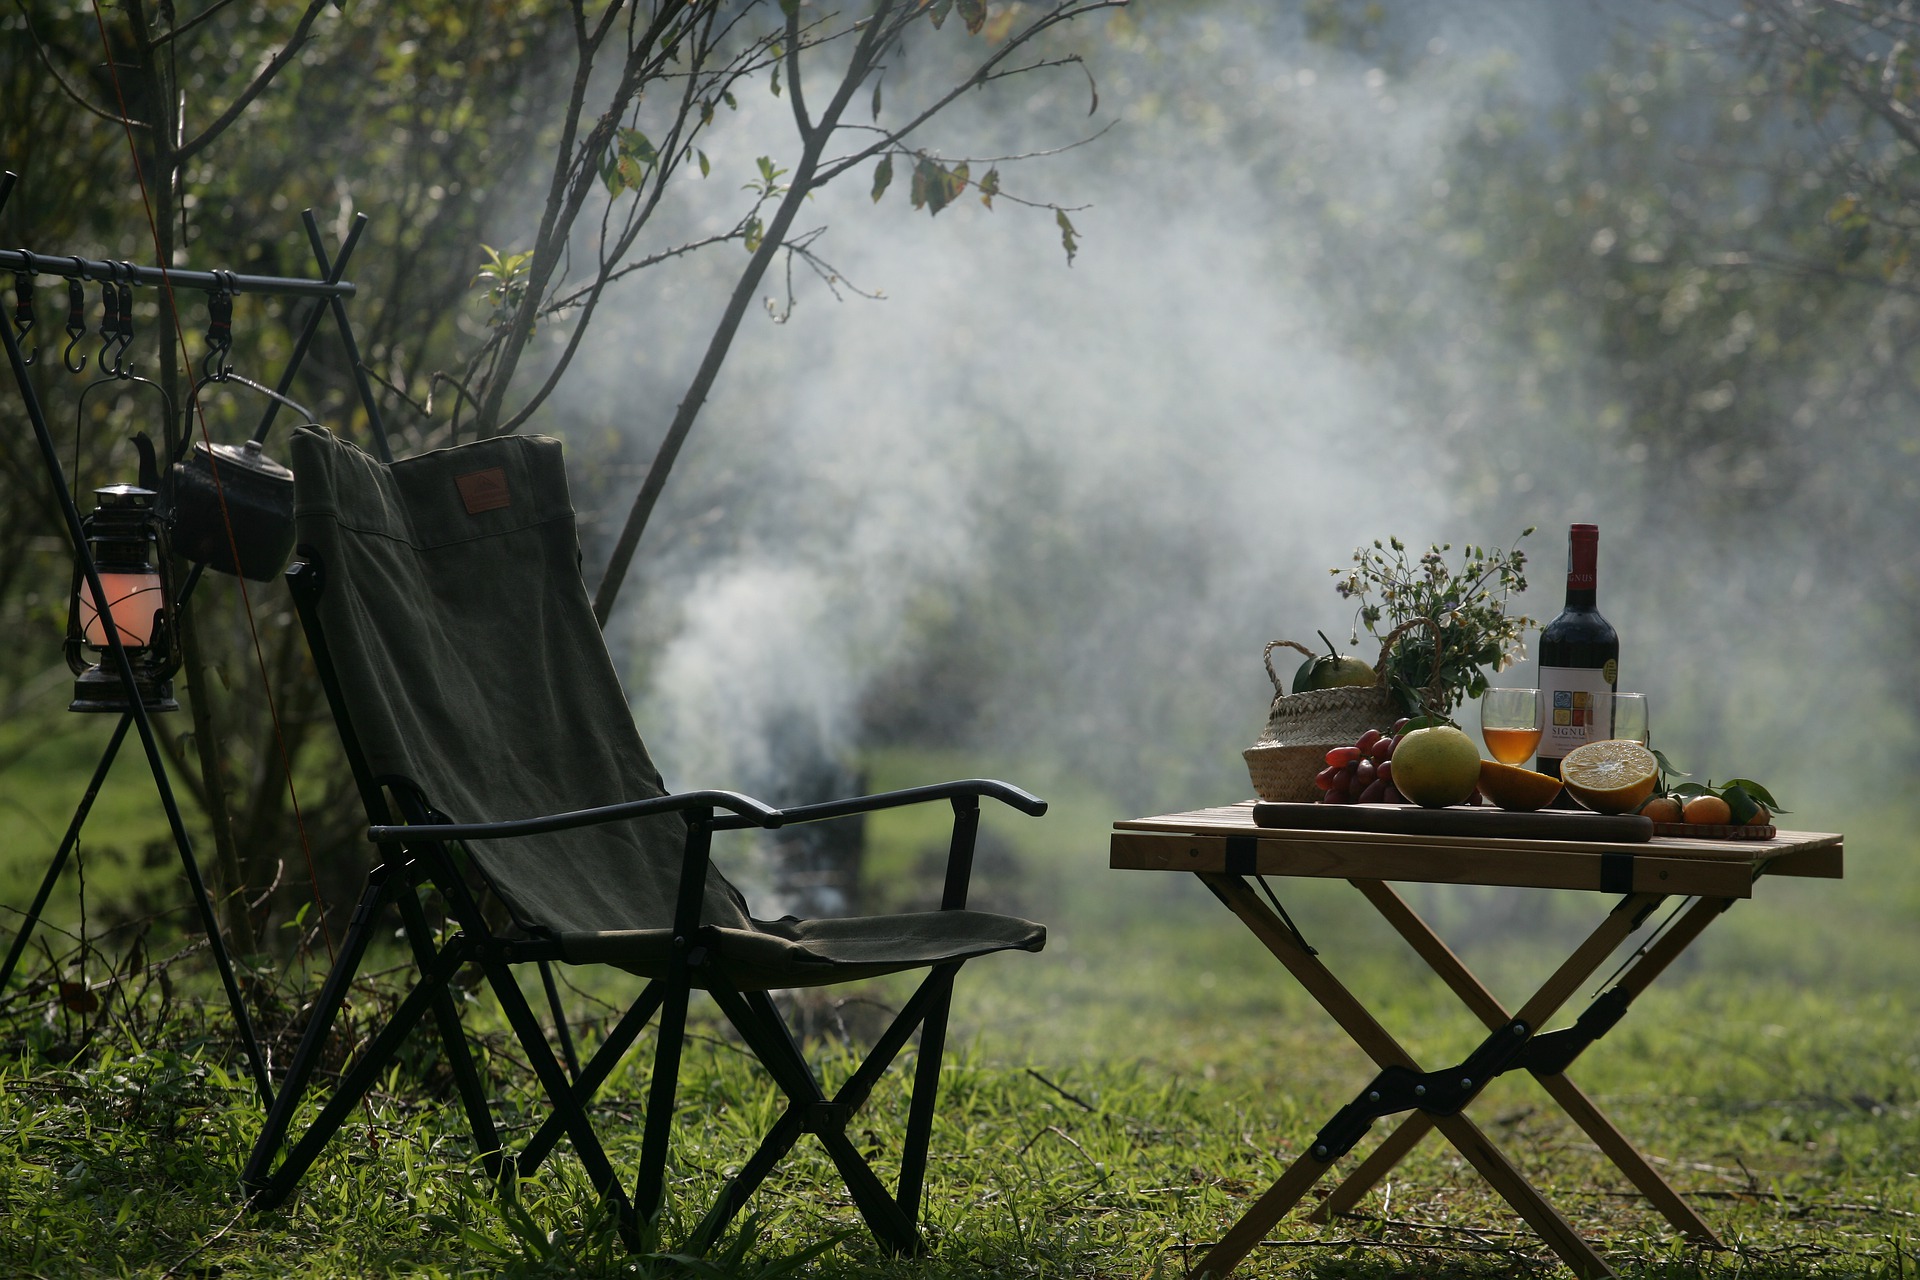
1537, 665, 1616, 759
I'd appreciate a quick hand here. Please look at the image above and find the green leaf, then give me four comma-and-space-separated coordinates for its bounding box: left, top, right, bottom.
1720, 783, 1761, 825
619, 128, 657, 167
910, 158, 967, 215
697, 149, 710, 178
603, 128, 657, 194
1056, 208, 1080, 264
1650, 747, 1688, 783
977, 166, 999, 209
746, 155, 789, 198
1722, 778, 1786, 812
911, 156, 942, 211
871, 75, 883, 121
928, 0, 954, 29
957, 0, 987, 34
744, 215, 763, 254
871, 154, 893, 203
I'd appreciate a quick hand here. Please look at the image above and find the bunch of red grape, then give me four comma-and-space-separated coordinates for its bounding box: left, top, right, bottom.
1313, 721, 1409, 804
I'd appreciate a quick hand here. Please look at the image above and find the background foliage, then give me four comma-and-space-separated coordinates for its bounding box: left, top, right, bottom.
5, 1, 1920, 1275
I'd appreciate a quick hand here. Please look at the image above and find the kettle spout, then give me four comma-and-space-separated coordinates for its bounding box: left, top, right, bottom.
132, 432, 161, 491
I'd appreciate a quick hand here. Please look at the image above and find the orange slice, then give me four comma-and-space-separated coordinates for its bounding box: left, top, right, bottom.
1560, 740, 1659, 814
1477, 760, 1563, 812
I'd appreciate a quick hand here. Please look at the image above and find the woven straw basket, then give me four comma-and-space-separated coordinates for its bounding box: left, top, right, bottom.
1243, 618, 1443, 802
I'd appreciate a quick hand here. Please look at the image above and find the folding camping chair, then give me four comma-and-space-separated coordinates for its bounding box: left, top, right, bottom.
239, 428, 1048, 1254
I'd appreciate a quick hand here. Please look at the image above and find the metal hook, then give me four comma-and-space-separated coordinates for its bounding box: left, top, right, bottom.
63, 274, 88, 373
202, 273, 234, 382
96, 266, 121, 375
10, 252, 35, 365
113, 275, 135, 378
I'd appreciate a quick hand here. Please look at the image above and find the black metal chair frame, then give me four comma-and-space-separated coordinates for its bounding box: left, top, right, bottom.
240, 553, 1048, 1255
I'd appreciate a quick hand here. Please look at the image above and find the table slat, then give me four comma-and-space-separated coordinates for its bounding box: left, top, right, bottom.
1111, 802, 1841, 893
1111, 830, 1764, 897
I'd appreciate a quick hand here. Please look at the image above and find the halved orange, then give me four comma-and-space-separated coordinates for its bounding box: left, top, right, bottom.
1478, 760, 1563, 812
1560, 740, 1659, 814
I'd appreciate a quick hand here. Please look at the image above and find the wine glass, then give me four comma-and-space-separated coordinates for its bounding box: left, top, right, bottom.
1479, 687, 1544, 765
1611, 692, 1650, 745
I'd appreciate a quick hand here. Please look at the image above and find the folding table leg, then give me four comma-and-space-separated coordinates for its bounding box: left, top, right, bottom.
1429, 1109, 1612, 1277
1311, 880, 1668, 1218
1540, 1076, 1721, 1244
1190, 874, 1625, 1280
1306, 1111, 1432, 1223
1346, 880, 1728, 1247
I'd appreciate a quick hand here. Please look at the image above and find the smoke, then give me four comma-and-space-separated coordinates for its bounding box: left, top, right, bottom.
548, 2, 1903, 841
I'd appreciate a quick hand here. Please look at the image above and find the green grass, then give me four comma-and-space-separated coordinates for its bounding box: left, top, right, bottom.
2, 746, 1917, 1277
0, 710, 215, 944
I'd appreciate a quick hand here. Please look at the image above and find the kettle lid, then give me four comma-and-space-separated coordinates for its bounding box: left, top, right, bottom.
194, 438, 294, 483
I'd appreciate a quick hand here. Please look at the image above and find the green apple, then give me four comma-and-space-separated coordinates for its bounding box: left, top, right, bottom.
1292, 653, 1376, 693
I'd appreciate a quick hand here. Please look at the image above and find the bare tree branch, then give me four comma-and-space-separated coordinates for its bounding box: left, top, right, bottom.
176, 0, 329, 162
474, 0, 700, 434
813, 1, 1127, 186
9, 0, 136, 127
592, 0, 904, 623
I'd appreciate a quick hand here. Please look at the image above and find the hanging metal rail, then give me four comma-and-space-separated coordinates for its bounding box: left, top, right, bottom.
0, 248, 358, 299
1, 168, 392, 1108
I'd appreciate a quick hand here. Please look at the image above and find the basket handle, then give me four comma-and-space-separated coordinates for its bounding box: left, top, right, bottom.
1264, 618, 1450, 713
1261, 639, 1320, 693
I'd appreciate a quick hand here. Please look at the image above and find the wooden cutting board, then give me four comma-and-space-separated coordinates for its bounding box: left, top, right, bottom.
1251, 802, 1654, 843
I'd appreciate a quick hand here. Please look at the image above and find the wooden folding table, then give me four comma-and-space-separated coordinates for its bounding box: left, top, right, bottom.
1109, 801, 1843, 1279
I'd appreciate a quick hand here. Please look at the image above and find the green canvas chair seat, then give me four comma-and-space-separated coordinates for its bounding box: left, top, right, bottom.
240, 428, 1048, 1256
559, 909, 1044, 990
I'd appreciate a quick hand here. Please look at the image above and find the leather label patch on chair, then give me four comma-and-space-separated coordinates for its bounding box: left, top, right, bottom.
455, 467, 511, 515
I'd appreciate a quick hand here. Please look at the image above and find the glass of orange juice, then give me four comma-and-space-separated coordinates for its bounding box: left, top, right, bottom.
1480, 687, 1544, 765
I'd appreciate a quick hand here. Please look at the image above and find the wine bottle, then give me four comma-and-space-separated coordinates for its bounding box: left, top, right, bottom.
1535, 523, 1618, 779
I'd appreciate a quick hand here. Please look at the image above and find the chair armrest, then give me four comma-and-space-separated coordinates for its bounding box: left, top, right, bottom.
708, 778, 1047, 831
366, 788, 784, 844
714, 778, 1048, 913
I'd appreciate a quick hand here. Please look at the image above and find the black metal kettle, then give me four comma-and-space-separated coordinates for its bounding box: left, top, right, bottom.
139, 432, 296, 581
